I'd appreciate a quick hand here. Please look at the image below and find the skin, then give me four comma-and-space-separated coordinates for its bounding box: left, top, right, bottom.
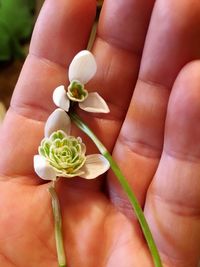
0, 0, 200, 266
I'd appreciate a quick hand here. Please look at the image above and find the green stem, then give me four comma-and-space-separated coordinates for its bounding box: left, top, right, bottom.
48, 185, 67, 267
69, 111, 163, 267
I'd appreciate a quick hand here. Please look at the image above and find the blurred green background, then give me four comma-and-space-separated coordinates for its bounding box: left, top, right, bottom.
0, 0, 44, 111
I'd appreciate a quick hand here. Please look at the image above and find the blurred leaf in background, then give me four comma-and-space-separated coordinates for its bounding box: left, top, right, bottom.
97, 0, 103, 8
0, 0, 35, 61
0, 101, 6, 124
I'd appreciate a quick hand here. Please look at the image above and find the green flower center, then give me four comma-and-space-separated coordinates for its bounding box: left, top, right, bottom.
39, 130, 86, 176
67, 80, 88, 102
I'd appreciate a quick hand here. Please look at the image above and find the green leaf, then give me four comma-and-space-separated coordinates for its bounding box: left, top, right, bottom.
0, 0, 35, 61
0, 23, 11, 60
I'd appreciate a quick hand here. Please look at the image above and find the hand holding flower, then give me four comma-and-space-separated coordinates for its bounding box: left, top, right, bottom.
0, 1, 200, 267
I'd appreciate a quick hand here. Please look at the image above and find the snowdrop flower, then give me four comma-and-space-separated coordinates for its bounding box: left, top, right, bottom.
53, 50, 110, 113
34, 109, 110, 181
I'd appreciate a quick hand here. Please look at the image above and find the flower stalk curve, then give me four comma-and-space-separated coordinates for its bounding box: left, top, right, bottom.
33, 49, 163, 267
69, 111, 163, 267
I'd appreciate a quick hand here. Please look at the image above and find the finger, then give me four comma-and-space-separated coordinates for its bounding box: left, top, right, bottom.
12, 0, 96, 121
108, 0, 200, 211
79, 0, 155, 152
145, 61, 200, 267
0, 0, 96, 176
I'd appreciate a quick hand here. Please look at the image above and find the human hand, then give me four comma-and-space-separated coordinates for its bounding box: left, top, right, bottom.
0, 0, 200, 266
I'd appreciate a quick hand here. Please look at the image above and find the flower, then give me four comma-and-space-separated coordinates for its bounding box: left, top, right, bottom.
37, 130, 87, 178
34, 109, 110, 180
53, 50, 110, 113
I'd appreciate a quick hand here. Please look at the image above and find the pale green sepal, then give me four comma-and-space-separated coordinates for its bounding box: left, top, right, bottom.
67, 80, 88, 102
38, 130, 87, 178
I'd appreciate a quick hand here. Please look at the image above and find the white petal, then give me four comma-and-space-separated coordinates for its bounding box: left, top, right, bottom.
79, 92, 110, 113
34, 155, 57, 180
79, 154, 110, 179
53, 85, 70, 111
45, 108, 71, 137
68, 50, 97, 84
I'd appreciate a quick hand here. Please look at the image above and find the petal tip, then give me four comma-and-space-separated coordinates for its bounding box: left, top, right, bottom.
33, 155, 57, 181
44, 108, 71, 137
79, 92, 110, 113
52, 85, 70, 111
68, 50, 97, 84
79, 154, 110, 179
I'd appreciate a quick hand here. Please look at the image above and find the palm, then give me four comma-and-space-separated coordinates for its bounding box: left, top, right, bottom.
0, 177, 151, 267
1, 1, 200, 267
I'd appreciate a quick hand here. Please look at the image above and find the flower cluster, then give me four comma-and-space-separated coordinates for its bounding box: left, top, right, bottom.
34, 50, 110, 181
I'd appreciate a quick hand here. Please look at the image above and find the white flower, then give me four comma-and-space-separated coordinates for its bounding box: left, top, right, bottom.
34, 109, 110, 181
53, 50, 110, 113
